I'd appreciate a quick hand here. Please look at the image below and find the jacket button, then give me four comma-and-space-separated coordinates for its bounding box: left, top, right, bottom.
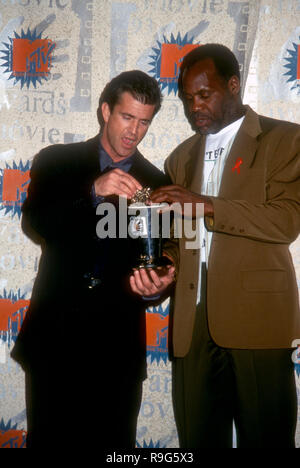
189, 283, 195, 290
230, 226, 235, 231
239, 228, 245, 233
220, 224, 225, 229
207, 217, 214, 228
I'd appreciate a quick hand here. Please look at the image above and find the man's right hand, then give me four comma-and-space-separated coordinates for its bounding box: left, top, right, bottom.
129, 265, 176, 299
94, 169, 142, 199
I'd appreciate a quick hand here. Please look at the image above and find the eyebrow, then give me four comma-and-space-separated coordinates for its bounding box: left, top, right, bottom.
183, 86, 212, 95
120, 111, 151, 122
120, 112, 135, 118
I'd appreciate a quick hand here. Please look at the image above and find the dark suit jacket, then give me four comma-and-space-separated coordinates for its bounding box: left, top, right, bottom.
164, 106, 300, 356
11, 134, 169, 379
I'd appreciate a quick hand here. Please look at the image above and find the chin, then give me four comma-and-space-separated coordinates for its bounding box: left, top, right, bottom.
189, 119, 213, 135
195, 126, 212, 135
117, 147, 135, 158
196, 128, 209, 135
196, 123, 222, 135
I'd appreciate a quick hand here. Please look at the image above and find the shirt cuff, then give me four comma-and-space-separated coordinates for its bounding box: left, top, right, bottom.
142, 294, 161, 301
91, 184, 106, 207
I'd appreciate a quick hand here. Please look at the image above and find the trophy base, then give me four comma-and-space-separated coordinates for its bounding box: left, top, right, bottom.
134, 255, 173, 270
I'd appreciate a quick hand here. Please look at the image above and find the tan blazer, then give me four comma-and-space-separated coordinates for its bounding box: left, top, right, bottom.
165, 106, 300, 357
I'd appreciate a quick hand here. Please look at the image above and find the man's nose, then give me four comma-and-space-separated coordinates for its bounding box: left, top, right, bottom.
191, 95, 205, 112
128, 120, 139, 136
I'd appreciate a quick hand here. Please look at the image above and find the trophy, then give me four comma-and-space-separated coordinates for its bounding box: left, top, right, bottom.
128, 187, 167, 269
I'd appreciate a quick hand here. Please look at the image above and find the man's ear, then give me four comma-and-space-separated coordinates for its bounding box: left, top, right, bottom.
101, 102, 111, 123
228, 75, 241, 95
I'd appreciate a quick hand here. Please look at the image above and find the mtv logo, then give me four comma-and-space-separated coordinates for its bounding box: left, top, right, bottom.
0, 297, 29, 334
12, 38, 55, 76
0, 419, 26, 448
147, 312, 168, 348
1, 169, 30, 204
146, 305, 169, 364
160, 43, 199, 80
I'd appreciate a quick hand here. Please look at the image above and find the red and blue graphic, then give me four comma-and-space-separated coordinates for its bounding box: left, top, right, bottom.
146, 304, 169, 364
0, 28, 56, 88
0, 290, 29, 347
0, 419, 26, 448
148, 33, 200, 94
283, 37, 300, 94
0, 161, 30, 218
136, 439, 165, 448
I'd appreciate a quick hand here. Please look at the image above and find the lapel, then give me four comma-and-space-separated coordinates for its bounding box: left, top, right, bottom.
127, 151, 166, 189
218, 106, 262, 198
183, 135, 206, 193
128, 151, 145, 180
82, 134, 101, 180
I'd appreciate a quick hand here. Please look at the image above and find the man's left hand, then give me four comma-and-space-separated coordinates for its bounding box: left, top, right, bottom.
150, 185, 214, 217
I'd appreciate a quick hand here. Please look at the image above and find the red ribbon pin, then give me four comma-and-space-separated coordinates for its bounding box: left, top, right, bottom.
232, 157, 243, 174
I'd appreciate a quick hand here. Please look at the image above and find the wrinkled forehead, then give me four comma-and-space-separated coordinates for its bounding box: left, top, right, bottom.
182, 59, 227, 93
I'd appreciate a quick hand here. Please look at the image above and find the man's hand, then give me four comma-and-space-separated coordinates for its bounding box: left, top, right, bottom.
94, 169, 142, 199
129, 265, 175, 298
150, 185, 214, 217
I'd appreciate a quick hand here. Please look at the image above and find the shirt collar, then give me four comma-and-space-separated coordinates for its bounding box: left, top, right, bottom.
99, 140, 135, 173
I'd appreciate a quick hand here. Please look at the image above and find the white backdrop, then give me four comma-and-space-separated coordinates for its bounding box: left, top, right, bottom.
0, 0, 299, 448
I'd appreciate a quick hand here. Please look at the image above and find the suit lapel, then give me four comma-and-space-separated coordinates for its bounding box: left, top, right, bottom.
128, 152, 145, 180
128, 151, 167, 189
83, 134, 101, 178
218, 107, 262, 198
184, 135, 206, 193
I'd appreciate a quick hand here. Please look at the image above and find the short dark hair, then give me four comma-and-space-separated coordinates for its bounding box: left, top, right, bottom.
97, 70, 162, 128
178, 43, 241, 99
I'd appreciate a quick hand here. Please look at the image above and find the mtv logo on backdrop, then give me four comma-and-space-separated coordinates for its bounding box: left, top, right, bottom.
148, 33, 200, 94
12, 38, 55, 77
0, 419, 26, 449
159, 42, 200, 81
0, 28, 56, 89
0, 290, 29, 347
146, 304, 169, 364
0, 161, 30, 218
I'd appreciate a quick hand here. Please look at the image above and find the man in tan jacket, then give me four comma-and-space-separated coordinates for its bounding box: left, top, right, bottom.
130, 44, 300, 448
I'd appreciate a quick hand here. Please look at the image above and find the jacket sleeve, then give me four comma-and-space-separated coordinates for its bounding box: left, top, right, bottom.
21, 147, 94, 244
207, 128, 300, 244
161, 155, 180, 271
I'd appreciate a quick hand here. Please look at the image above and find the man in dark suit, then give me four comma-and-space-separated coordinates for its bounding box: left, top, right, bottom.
11, 70, 174, 448
131, 45, 300, 448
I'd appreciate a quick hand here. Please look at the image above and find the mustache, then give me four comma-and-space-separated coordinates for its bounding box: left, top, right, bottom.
191, 111, 212, 120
